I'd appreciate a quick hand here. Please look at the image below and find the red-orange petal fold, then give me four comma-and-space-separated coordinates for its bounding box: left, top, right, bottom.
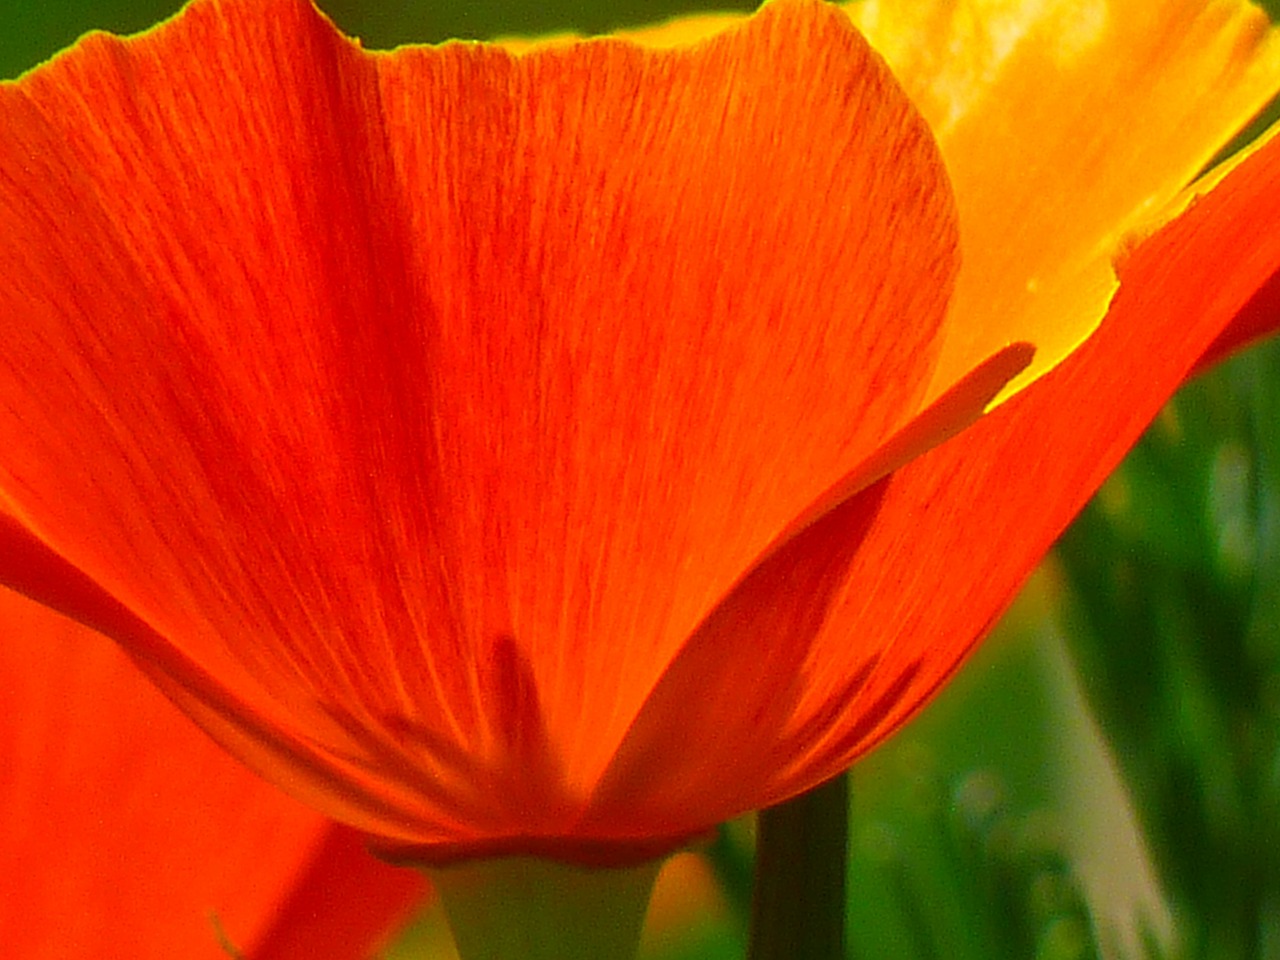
0, 585, 425, 958
578, 0, 1280, 832
770, 118, 1280, 804
250, 826, 430, 960
0, 0, 967, 853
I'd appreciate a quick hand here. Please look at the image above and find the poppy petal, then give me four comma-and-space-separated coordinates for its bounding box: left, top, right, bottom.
0, 585, 424, 959
584, 340, 1032, 833
1196, 267, 1280, 373
370, 0, 963, 795
250, 826, 429, 960
0, 0, 964, 850
775, 108, 1280, 798
848, 0, 1280, 405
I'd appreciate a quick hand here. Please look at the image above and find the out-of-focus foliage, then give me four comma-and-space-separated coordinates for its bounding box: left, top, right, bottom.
1, 0, 178, 79
1057, 337, 1280, 960
0, 0, 756, 80
320, 0, 755, 47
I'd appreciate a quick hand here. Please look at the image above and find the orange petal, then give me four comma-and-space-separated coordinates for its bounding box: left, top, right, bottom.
593, 30, 1280, 831
1190, 134, 1280, 371
251, 826, 429, 960
372, 0, 960, 793
0, 585, 424, 958
1196, 268, 1280, 373
847, 0, 1280, 406
0, 0, 960, 850
772, 104, 1280, 799
584, 341, 1031, 833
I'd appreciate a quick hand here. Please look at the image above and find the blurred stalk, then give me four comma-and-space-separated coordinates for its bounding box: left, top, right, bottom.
748, 773, 849, 960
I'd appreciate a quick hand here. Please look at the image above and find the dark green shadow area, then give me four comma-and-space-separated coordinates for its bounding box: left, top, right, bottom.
322, 0, 753, 47
0, 0, 756, 80
1, 0, 181, 79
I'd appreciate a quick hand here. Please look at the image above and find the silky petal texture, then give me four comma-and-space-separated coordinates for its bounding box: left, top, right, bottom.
847, 0, 1280, 406
0, 0, 984, 853
251, 826, 430, 960
1197, 267, 1280, 372
586, 113, 1280, 829
0, 586, 426, 959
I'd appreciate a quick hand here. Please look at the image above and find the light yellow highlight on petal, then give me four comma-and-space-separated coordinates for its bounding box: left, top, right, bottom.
846, 0, 1280, 410
852, 0, 1110, 136
1125, 111, 1280, 258
1055, 0, 1109, 64
616, 11, 750, 48
495, 10, 747, 53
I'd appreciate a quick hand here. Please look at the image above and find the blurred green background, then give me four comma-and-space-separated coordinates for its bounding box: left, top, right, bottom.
6, 2, 1280, 959
0, 0, 761, 80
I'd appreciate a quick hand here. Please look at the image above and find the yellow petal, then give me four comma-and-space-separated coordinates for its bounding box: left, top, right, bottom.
847, 0, 1280, 406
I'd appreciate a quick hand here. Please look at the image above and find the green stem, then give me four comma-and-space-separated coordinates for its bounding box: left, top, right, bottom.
429, 856, 662, 960
748, 773, 850, 960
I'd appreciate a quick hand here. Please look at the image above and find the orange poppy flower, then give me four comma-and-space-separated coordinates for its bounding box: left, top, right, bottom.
0, 585, 426, 959
1, 0, 1279, 882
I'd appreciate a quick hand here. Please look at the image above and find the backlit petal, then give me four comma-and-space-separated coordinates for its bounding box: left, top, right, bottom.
0, 0, 962, 850
5, 0, 1280, 867
775, 108, 1280, 799
848, 0, 1280, 405
0, 586, 424, 958
591, 120, 1280, 829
